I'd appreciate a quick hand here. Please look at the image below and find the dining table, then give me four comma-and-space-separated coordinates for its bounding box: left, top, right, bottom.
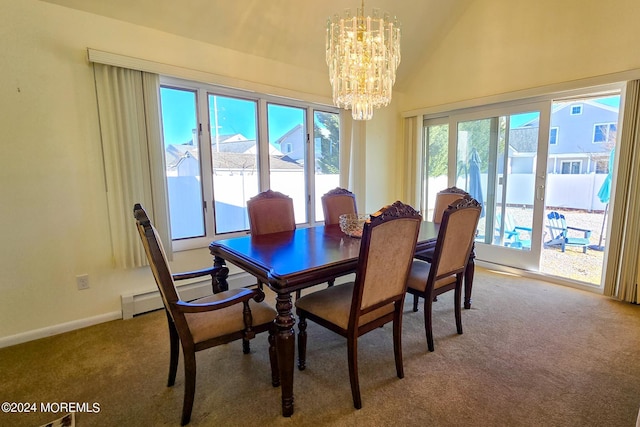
208, 221, 475, 417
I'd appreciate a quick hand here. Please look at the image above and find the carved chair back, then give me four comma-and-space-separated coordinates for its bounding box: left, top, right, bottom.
432, 186, 470, 223
429, 197, 482, 290
247, 189, 296, 235
321, 187, 357, 225
350, 201, 422, 325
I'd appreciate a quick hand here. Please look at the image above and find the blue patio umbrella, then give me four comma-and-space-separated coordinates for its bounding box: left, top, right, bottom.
468, 148, 485, 217
597, 147, 615, 204
592, 148, 615, 250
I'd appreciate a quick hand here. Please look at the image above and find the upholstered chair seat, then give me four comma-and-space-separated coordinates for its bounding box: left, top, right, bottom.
294, 283, 395, 330
185, 289, 277, 344
406, 260, 457, 294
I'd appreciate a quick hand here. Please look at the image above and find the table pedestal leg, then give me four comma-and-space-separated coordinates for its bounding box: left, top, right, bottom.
275, 292, 295, 417
212, 255, 229, 293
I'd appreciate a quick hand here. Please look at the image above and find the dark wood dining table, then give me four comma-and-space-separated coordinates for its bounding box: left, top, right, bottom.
209, 222, 475, 417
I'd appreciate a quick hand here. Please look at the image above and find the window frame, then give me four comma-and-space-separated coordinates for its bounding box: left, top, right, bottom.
570, 104, 583, 115
593, 122, 616, 144
560, 160, 582, 174
160, 76, 340, 251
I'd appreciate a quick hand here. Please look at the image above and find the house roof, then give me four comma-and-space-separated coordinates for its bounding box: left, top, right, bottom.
166, 144, 301, 171
212, 153, 302, 170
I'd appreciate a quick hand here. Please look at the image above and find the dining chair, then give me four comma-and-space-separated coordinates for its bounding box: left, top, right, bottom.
247, 189, 296, 235
406, 197, 482, 352
247, 189, 296, 293
412, 186, 470, 311
133, 203, 278, 425
431, 186, 470, 223
321, 187, 357, 225
321, 187, 358, 287
295, 201, 422, 409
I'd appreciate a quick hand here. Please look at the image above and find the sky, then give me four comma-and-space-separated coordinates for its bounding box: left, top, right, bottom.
160, 87, 622, 144
160, 87, 303, 146
510, 95, 620, 128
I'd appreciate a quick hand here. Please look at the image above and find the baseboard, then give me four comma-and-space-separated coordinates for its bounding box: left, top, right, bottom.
0, 311, 122, 349
120, 271, 257, 319
476, 261, 603, 294
0, 272, 258, 349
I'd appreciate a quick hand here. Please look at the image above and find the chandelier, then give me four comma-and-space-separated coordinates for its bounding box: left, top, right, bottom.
326, 1, 401, 120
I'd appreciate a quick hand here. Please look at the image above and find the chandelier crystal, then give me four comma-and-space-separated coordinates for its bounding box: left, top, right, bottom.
326, 1, 401, 120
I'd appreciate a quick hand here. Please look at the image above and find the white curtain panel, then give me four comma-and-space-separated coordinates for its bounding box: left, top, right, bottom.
339, 110, 366, 212
402, 116, 419, 208
604, 80, 640, 303
93, 64, 171, 268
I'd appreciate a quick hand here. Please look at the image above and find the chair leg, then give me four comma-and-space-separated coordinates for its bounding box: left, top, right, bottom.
347, 336, 362, 409
412, 293, 419, 312
393, 305, 404, 379
181, 348, 196, 426
268, 324, 280, 387
297, 316, 307, 371
424, 293, 435, 352
166, 311, 179, 387
454, 281, 463, 335
242, 338, 250, 354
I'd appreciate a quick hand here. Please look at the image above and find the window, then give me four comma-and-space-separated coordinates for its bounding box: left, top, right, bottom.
593, 122, 617, 144
160, 86, 205, 240
159, 78, 340, 249
561, 160, 581, 174
268, 104, 307, 223
549, 127, 559, 145
595, 159, 608, 174
570, 104, 583, 115
313, 111, 341, 221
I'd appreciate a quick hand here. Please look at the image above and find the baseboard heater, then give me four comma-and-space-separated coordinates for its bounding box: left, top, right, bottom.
121, 272, 256, 319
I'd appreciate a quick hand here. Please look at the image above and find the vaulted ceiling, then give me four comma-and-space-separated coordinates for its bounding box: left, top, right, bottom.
41, 0, 471, 91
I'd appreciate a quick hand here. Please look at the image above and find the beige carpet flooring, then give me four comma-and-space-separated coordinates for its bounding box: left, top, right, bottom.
2, 268, 640, 427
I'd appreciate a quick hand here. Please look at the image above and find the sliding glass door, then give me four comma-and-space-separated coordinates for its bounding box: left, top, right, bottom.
422, 103, 550, 270
420, 87, 624, 286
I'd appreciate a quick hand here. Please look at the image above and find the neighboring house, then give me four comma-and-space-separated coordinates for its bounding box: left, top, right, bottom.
166, 133, 300, 177
274, 123, 305, 162
510, 100, 618, 175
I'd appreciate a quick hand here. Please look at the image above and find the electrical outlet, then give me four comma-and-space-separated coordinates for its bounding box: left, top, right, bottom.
76, 274, 90, 290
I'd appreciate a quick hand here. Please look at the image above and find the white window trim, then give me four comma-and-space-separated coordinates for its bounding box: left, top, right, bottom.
592, 122, 616, 144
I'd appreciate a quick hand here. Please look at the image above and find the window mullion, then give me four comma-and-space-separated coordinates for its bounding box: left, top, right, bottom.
198, 88, 215, 239
257, 99, 270, 192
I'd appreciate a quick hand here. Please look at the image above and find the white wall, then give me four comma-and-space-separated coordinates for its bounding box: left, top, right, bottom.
0, 0, 343, 344
402, 0, 640, 110
364, 98, 402, 213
